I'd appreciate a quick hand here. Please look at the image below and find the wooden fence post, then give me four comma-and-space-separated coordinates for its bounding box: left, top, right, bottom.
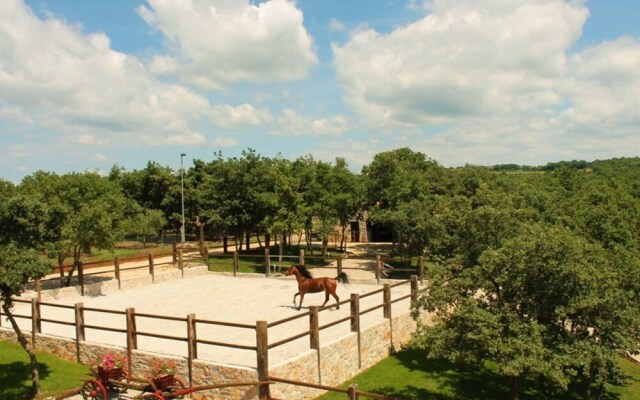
233, 251, 239, 277
126, 307, 137, 378
187, 313, 197, 385
309, 306, 319, 350
75, 303, 85, 362
337, 257, 343, 276
347, 384, 358, 400
375, 255, 381, 284
31, 298, 41, 349
78, 261, 84, 296
383, 284, 391, 319
178, 250, 184, 277
350, 293, 361, 369
115, 257, 121, 290
419, 255, 425, 284
299, 249, 305, 266
35, 280, 41, 301
411, 275, 418, 307
148, 253, 155, 283
172, 241, 177, 263
256, 321, 270, 400
264, 248, 270, 277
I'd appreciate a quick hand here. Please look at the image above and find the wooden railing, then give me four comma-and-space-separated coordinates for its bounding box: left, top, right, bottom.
3, 258, 420, 400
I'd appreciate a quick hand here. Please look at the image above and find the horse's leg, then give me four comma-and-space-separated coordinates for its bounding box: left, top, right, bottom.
297, 293, 305, 310
293, 292, 299, 307
322, 290, 330, 307
332, 291, 340, 310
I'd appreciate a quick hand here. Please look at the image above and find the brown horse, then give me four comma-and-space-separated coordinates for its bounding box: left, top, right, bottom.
284, 265, 349, 310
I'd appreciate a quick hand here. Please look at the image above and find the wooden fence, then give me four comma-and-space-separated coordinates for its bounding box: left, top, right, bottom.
3, 281, 418, 399
4, 250, 421, 399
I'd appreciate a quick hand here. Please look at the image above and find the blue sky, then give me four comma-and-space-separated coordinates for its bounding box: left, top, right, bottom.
1, 0, 639, 182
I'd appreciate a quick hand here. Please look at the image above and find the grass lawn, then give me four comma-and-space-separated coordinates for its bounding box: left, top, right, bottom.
0, 340, 89, 400
315, 348, 640, 400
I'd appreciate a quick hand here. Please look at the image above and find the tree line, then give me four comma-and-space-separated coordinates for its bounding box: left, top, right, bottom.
1, 148, 639, 399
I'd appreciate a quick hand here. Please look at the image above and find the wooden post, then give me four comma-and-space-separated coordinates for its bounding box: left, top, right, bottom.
278, 241, 283, 272
256, 321, 270, 400
187, 313, 197, 385
419, 256, 425, 284
347, 384, 358, 400
148, 253, 155, 283
125, 307, 136, 377
178, 249, 184, 277
114, 257, 121, 290
35, 280, 41, 301
375, 255, 381, 284
172, 241, 177, 263
75, 303, 85, 362
411, 275, 418, 307
383, 284, 391, 319
78, 261, 84, 296
337, 257, 343, 275
299, 249, 305, 266
264, 248, 270, 277
350, 293, 361, 369
31, 298, 41, 348
233, 251, 239, 277
309, 306, 319, 350
126, 307, 137, 350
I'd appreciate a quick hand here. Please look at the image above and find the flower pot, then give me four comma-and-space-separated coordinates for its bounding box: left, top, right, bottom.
98, 366, 123, 381
152, 374, 174, 391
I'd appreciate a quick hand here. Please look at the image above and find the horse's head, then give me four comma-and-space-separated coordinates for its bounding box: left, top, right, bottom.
284, 266, 297, 276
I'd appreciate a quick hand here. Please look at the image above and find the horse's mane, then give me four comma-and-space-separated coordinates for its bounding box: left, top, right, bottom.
295, 265, 314, 279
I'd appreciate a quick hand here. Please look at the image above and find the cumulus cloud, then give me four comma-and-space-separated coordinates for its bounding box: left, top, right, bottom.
333, 0, 588, 128
0, 0, 211, 146
271, 109, 350, 136
139, 0, 318, 88
210, 103, 272, 130
561, 36, 640, 132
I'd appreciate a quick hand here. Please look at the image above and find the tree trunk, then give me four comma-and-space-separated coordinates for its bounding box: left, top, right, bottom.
2, 303, 40, 397
245, 232, 251, 251
508, 374, 524, 400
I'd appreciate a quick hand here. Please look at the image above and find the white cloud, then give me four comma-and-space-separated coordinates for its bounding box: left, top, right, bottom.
139, 0, 318, 88
212, 136, 238, 147
0, 0, 211, 146
210, 103, 272, 130
561, 36, 640, 132
329, 18, 346, 32
333, 0, 588, 128
271, 108, 350, 136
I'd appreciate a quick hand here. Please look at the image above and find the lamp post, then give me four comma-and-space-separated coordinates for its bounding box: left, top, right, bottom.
180, 153, 186, 243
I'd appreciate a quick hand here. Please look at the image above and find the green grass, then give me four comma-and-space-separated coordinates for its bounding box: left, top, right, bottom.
0, 340, 90, 399
315, 348, 640, 400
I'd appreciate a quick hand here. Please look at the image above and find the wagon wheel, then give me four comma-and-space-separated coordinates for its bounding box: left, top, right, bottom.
81, 380, 107, 400
170, 376, 188, 399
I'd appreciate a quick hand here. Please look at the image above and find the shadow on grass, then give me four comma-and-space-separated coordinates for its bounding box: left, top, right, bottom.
0, 361, 52, 400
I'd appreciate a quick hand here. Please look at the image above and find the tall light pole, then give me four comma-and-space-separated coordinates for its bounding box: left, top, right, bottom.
180, 153, 186, 243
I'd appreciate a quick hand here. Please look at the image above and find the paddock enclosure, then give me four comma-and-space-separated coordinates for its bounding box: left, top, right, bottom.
1, 248, 424, 399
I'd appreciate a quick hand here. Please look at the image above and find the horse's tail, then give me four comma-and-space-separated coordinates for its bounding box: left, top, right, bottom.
336, 272, 349, 285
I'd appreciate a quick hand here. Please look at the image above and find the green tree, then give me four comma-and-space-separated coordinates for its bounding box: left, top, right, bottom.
8, 172, 128, 285
0, 244, 53, 397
